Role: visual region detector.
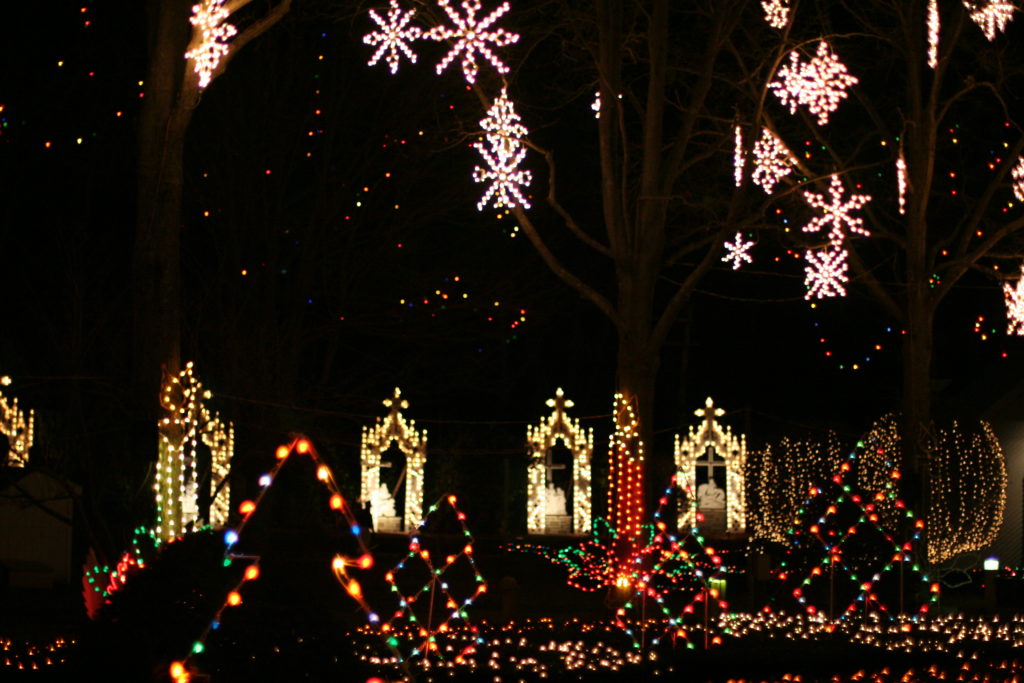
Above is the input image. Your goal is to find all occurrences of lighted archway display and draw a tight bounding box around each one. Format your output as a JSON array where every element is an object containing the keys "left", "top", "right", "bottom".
[
  {"left": 360, "top": 387, "right": 427, "bottom": 532},
  {"left": 526, "top": 388, "right": 593, "bottom": 535},
  {"left": 154, "top": 363, "right": 234, "bottom": 543},
  {"left": 674, "top": 397, "right": 746, "bottom": 535},
  {"left": 1, "top": 376, "right": 33, "bottom": 468}
]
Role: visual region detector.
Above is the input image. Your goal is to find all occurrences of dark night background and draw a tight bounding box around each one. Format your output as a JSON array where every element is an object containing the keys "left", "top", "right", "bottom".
[{"left": 1, "top": 1, "right": 1022, "bottom": 546}]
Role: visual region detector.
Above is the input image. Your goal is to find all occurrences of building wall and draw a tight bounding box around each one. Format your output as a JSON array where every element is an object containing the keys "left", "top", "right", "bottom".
[
  {"left": 988, "top": 422, "right": 1023, "bottom": 568},
  {"left": 0, "top": 472, "right": 75, "bottom": 588}
]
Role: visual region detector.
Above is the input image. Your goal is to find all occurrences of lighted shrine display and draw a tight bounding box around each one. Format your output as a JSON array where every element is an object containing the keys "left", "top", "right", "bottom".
[
  {"left": 674, "top": 397, "right": 746, "bottom": 535},
  {"left": 526, "top": 388, "right": 593, "bottom": 535},
  {"left": 0, "top": 376, "right": 33, "bottom": 469},
  {"left": 361, "top": 387, "right": 427, "bottom": 532},
  {"left": 153, "top": 363, "right": 235, "bottom": 543}
]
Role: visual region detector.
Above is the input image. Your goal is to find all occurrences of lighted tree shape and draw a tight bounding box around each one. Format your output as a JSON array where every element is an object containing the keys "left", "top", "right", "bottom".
[
  {"left": 425, "top": 0, "right": 520, "bottom": 84},
  {"left": 364, "top": 0, "right": 423, "bottom": 74},
  {"left": 772, "top": 443, "right": 937, "bottom": 620},
  {"left": 380, "top": 494, "right": 486, "bottom": 661}
]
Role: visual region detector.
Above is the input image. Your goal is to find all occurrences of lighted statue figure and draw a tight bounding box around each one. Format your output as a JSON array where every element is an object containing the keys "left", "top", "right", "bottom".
[
  {"left": 545, "top": 481, "right": 568, "bottom": 517},
  {"left": 696, "top": 478, "right": 726, "bottom": 509},
  {"left": 373, "top": 482, "right": 397, "bottom": 518}
]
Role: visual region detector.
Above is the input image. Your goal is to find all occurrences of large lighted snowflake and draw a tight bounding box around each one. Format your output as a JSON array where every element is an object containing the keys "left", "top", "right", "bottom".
[
  {"left": 770, "top": 41, "right": 859, "bottom": 126},
  {"left": 426, "top": 0, "right": 520, "bottom": 84},
  {"left": 803, "top": 175, "right": 872, "bottom": 242},
  {"left": 752, "top": 128, "right": 793, "bottom": 193},
  {"left": 722, "top": 232, "right": 755, "bottom": 270},
  {"left": 473, "top": 88, "right": 532, "bottom": 210},
  {"left": 480, "top": 87, "right": 527, "bottom": 151},
  {"left": 1012, "top": 155, "right": 1024, "bottom": 202},
  {"left": 963, "top": 1, "right": 1016, "bottom": 41},
  {"left": 1004, "top": 265, "right": 1024, "bottom": 335},
  {"left": 761, "top": 0, "right": 791, "bottom": 29},
  {"left": 804, "top": 245, "right": 849, "bottom": 299},
  {"left": 184, "top": 0, "right": 237, "bottom": 89},
  {"left": 364, "top": 0, "right": 423, "bottom": 74}
]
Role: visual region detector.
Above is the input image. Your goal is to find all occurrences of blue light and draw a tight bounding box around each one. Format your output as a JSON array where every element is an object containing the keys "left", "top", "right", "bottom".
[{"left": 224, "top": 530, "right": 239, "bottom": 546}]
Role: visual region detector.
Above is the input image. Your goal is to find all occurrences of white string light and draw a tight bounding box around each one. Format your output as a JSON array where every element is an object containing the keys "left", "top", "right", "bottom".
[
  {"left": 722, "top": 232, "right": 755, "bottom": 270},
  {"left": 473, "top": 87, "right": 532, "bottom": 210},
  {"left": 1003, "top": 263, "right": 1024, "bottom": 335},
  {"left": 897, "top": 152, "right": 908, "bottom": 215},
  {"left": 591, "top": 92, "right": 601, "bottom": 119},
  {"left": 0, "top": 376, "right": 33, "bottom": 469},
  {"left": 526, "top": 388, "right": 593, "bottom": 535},
  {"left": 761, "top": 0, "right": 791, "bottom": 29},
  {"left": 963, "top": 1, "right": 1016, "bottom": 41},
  {"left": 1012, "top": 155, "right": 1024, "bottom": 202},
  {"left": 184, "top": 0, "right": 237, "bottom": 89},
  {"left": 364, "top": 0, "right": 423, "bottom": 74},
  {"left": 425, "top": 0, "right": 520, "bottom": 84},
  {"left": 360, "top": 387, "right": 428, "bottom": 532},
  {"left": 734, "top": 126, "right": 744, "bottom": 187},
  {"left": 752, "top": 128, "right": 794, "bottom": 194},
  {"left": 928, "top": 0, "right": 940, "bottom": 69},
  {"left": 770, "top": 41, "right": 859, "bottom": 126}
]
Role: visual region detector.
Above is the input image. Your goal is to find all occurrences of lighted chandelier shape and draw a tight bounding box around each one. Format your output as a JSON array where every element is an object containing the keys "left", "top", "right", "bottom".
[
  {"left": 770, "top": 41, "right": 859, "bottom": 126},
  {"left": 364, "top": 0, "right": 423, "bottom": 74},
  {"left": 184, "top": 0, "right": 237, "bottom": 89},
  {"left": 0, "top": 376, "right": 33, "bottom": 468},
  {"left": 426, "top": 0, "right": 520, "bottom": 84}
]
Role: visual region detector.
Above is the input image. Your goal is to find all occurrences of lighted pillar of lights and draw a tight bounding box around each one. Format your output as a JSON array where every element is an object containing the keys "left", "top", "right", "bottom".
[{"left": 607, "top": 393, "right": 644, "bottom": 547}]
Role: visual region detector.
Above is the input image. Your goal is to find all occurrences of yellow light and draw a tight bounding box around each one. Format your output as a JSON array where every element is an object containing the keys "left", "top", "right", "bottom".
[
  {"left": 296, "top": 439, "right": 311, "bottom": 454},
  {"left": 226, "top": 591, "right": 241, "bottom": 606}
]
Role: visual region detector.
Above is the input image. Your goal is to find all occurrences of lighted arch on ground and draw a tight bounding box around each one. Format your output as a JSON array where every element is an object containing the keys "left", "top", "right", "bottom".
[
  {"left": 361, "top": 387, "right": 427, "bottom": 532},
  {"left": 674, "top": 397, "right": 746, "bottom": 534},
  {"left": 526, "top": 388, "right": 593, "bottom": 534}
]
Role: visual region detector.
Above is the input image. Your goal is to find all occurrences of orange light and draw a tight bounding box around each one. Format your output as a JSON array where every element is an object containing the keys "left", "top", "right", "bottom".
[
  {"left": 244, "top": 565, "right": 260, "bottom": 581},
  {"left": 358, "top": 554, "right": 373, "bottom": 569},
  {"left": 448, "top": 494, "right": 457, "bottom": 505},
  {"left": 275, "top": 445, "right": 289, "bottom": 460},
  {"left": 296, "top": 439, "right": 311, "bottom": 454},
  {"left": 329, "top": 494, "right": 343, "bottom": 510},
  {"left": 239, "top": 500, "right": 256, "bottom": 515},
  {"left": 227, "top": 591, "right": 242, "bottom": 606},
  {"left": 169, "top": 662, "right": 187, "bottom": 681},
  {"left": 317, "top": 465, "right": 330, "bottom": 481}
]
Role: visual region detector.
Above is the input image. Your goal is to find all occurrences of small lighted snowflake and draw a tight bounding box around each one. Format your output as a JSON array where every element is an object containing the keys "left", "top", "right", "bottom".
[
  {"left": 185, "top": 0, "right": 237, "bottom": 89},
  {"left": 761, "top": 0, "right": 791, "bottom": 29},
  {"left": 752, "top": 128, "right": 793, "bottom": 194},
  {"left": 364, "top": 0, "right": 423, "bottom": 74},
  {"left": 473, "top": 143, "right": 532, "bottom": 210},
  {"left": 1004, "top": 265, "right": 1024, "bottom": 335},
  {"left": 804, "top": 245, "right": 849, "bottom": 299},
  {"left": 770, "top": 41, "right": 859, "bottom": 126},
  {"left": 722, "top": 232, "right": 755, "bottom": 270},
  {"left": 426, "top": 0, "right": 520, "bottom": 84},
  {"left": 1012, "top": 156, "right": 1024, "bottom": 202},
  {"left": 963, "top": 1, "right": 1016, "bottom": 41},
  {"left": 803, "top": 175, "right": 872, "bottom": 242}
]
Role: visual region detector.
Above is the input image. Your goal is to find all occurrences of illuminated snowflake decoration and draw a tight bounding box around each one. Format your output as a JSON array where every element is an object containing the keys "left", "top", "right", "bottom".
[
  {"left": 897, "top": 153, "right": 908, "bottom": 215},
  {"left": 761, "top": 0, "right": 791, "bottom": 29},
  {"left": 963, "top": 1, "right": 1016, "bottom": 41},
  {"left": 770, "top": 41, "right": 859, "bottom": 126},
  {"left": 734, "top": 126, "right": 744, "bottom": 187},
  {"left": 473, "top": 88, "right": 531, "bottom": 210},
  {"left": 184, "top": 0, "right": 237, "bottom": 89},
  {"left": 722, "top": 232, "right": 755, "bottom": 270},
  {"left": 426, "top": 0, "right": 520, "bottom": 84},
  {"left": 752, "top": 128, "right": 794, "bottom": 193},
  {"left": 1004, "top": 265, "right": 1024, "bottom": 335},
  {"left": 804, "top": 245, "right": 849, "bottom": 299},
  {"left": 1012, "top": 155, "right": 1024, "bottom": 202},
  {"left": 364, "top": 0, "right": 423, "bottom": 74},
  {"left": 928, "top": 0, "right": 940, "bottom": 69},
  {"left": 803, "top": 175, "right": 872, "bottom": 241}
]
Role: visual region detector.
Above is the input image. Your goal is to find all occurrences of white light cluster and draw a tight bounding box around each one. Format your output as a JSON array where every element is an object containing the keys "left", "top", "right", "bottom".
[
  {"left": 770, "top": 41, "right": 859, "bottom": 126},
  {"left": 927, "top": 420, "right": 1006, "bottom": 564},
  {"left": 184, "top": 0, "right": 237, "bottom": 89},
  {"left": 526, "top": 388, "right": 594, "bottom": 535},
  {"left": 802, "top": 175, "right": 871, "bottom": 300},
  {"left": 897, "top": 152, "right": 908, "bottom": 215},
  {"left": 963, "top": 1, "right": 1016, "bottom": 41},
  {"left": 426, "top": 0, "right": 520, "bottom": 84},
  {"left": 1012, "top": 155, "right": 1024, "bottom": 202},
  {"left": 473, "top": 87, "right": 532, "bottom": 210},
  {"left": 674, "top": 397, "right": 747, "bottom": 534},
  {"left": 928, "top": 0, "right": 940, "bottom": 69},
  {"left": 752, "top": 128, "right": 794, "bottom": 193},
  {"left": 734, "top": 126, "right": 743, "bottom": 187},
  {"left": 360, "top": 387, "right": 427, "bottom": 532},
  {"left": 154, "top": 362, "right": 234, "bottom": 543},
  {"left": 364, "top": 0, "right": 422, "bottom": 74},
  {"left": 722, "top": 232, "right": 755, "bottom": 270},
  {"left": 1004, "top": 263, "right": 1024, "bottom": 335},
  {"left": 761, "top": 0, "right": 791, "bottom": 29},
  {"left": 0, "top": 376, "right": 33, "bottom": 469}
]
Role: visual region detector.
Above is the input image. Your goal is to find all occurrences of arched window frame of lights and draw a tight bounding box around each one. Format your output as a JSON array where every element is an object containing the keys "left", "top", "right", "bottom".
[
  {"left": 526, "top": 388, "right": 594, "bottom": 535},
  {"left": 674, "top": 397, "right": 747, "bottom": 534},
  {"left": 154, "top": 363, "right": 234, "bottom": 543},
  {"left": 0, "top": 376, "right": 33, "bottom": 468},
  {"left": 360, "top": 387, "right": 427, "bottom": 532}
]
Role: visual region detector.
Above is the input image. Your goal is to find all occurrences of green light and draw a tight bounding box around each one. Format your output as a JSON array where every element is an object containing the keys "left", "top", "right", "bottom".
[{"left": 192, "top": 641, "right": 204, "bottom": 654}]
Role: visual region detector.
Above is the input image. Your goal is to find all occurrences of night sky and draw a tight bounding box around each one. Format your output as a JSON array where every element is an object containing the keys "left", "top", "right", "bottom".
[{"left": 2, "top": 1, "right": 1023, "bottom": 536}]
